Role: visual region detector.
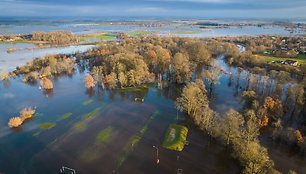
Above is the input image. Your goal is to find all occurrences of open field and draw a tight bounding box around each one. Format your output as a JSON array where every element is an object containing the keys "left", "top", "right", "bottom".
[
  {"left": 257, "top": 54, "right": 306, "bottom": 64},
  {"left": 78, "top": 32, "right": 117, "bottom": 42}
]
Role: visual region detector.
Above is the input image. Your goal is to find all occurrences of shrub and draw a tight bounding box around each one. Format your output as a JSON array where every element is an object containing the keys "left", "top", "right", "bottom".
[
  {"left": 20, "top": 107, "right": 36, "bottom": 121},
  {"left": 8, "top": 117, "right": 23, "bottom": 128},
  {"left": 40, "top": 77, "right": 53, "bottom": 90},
  {"left": 83, "top": 74, "right": 95, "bottom": 88},
  {"left": 0, "top": 71, "right": 9, "bottom": 80},
  {"left": 23, "top": 72, "right": 39, "bottom": 83}
]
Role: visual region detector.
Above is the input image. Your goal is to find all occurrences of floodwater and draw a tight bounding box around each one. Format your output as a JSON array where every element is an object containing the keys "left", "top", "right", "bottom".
[
  {"left": 0, "top": 20, "right": 304, "bottom": 36},
  {"left": 0, "top": 55, "right": 305, "bottom": 173},
  {"left": 0, "top": 43, "right": 94, "bottom": 72},
  {"left": 0, "top": 68, "right": 241, "bottom": 174},
  {"left": 211, "top": 56, "right": 306, "bottom": 174}
]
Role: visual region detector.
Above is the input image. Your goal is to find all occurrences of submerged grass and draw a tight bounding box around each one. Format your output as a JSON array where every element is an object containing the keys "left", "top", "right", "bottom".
[
  {"left": 115, "top": 110, "right": 160, "bottom": 172},
  {"left": 83, "top": 107, "right": 101, "bottom": 120},
  {"left": 33, "top": 112, "right": 44, "bottom": 117},
  {"left": 96, "top": 127, "right": 113, "bottom": 143},
  {"left": 73, "top": 121, "right": 86, "bottom": 131},
  {"left": 73, "top": 107, "right": 102, "bottom": 132},
  {"left": 83, "top": 99, "right": 94, "bottom": 106},
  {"left": 40, "top": 122, "right": 56, "bottom": 129},
  {"left": 162, "top": 124, "right": 188, "bottom": 151},
  {"left": 57, "top": 112, "right": 72, "bottom": 121}
]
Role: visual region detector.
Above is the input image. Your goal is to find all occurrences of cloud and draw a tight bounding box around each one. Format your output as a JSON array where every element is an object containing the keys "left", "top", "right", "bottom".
[{"left": 0, "top": 0, "right": 305, "bottom": 18}]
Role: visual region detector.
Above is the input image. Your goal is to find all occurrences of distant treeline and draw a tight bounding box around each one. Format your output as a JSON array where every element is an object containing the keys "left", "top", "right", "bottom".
[{"left": 32, "top": 31, "right": 79, "bottom": 45}]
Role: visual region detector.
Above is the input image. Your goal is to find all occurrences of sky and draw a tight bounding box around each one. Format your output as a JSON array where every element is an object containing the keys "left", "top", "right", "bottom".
[{"left": 0, "top": 0, "right": 306, "bottom": 19}]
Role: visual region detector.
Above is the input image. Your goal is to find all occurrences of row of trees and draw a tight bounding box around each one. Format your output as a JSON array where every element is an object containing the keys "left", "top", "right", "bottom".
[
  {"left": 176, "top": 80, "right": 278, "bottom": 174},
  {"left": 32, "top": 31, "right": 79, "bottom": 45}
]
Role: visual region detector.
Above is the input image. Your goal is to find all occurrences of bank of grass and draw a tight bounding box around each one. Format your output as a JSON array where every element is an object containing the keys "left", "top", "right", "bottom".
[
  {"left": 257, "top": 54, "right": 306, "bottom": 64},
  {"left": 40, "top": 122, "right": 56, "bottom": 129},
  {"left": 78, "top": 32, "right": 116, "bottom": 42},
  {"left": 162, "top": 124, "right": 188, "bottom": 151}
]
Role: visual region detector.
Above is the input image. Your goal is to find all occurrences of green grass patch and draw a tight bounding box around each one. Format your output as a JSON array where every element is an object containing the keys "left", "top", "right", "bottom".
[
  {"left": 78, "top": 32, "right": 116, "bottom": 42},
  {"left": 57, "top": 112, "right": 72, "bottom": 121},
  {"left": 73, "top": 121, "right": 86, "bottom": 131},
  {"left": 83, "top": 99, "right": 94, "bottom": 106},
  {"left": 258, "top": 55, "right": 306, "bottom": 64},
  {"left": 83, "top": 107, "right": 101, "bottom": 120},
  {"left": 162, "top": 124, "right": 188, "bottom": 151},
  {"left": 96, "top": 127, "right": 113, "bottom": 143},
  {"left": 39, "top": 122, "right": 56, "bottom": 129},
  {"left": 127, "top": 31, "right": 149, "bottom": 37},
  {"left": 118, "top": 85, "right": 149, "bottom": 92}
]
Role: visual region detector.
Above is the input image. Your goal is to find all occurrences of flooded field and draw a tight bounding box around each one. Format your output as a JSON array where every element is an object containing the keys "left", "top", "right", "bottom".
[
  {"left": 0, "top": 69, "right": 241, "bottom": 174},
  {"left": 0, "top": 55, "right": 305, "bottom": 173}
]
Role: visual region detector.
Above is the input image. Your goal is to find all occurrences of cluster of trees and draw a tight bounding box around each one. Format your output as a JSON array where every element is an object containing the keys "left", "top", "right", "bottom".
[
  {"left": 79, "top": 36, "right": 216, "bottom": 89},
  {"left": 32, "top": 31, "right": 79, "bottom": 45},
  {"left": 241, "top": 88, "right": 306, "bottom": 152},
  {"left": 8, "top": 107, "right": 35, "bottom": 128},
  {"left": 14, "top": 55, "right": 75, "bottom": 83},
  {"left": 176, "top": 80, "right": 278, "bottom": 174}
]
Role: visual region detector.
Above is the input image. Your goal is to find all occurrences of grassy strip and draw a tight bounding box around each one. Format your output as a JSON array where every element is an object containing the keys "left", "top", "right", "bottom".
[
  {"left": 162, "top": 124, "right": 188, "bottom": 151},
  {"left": 40, "top": 122, "right": 56, "bottom": 129},
  {"left": 83, "top": 99, "right": 94, "bottom": 106},
  {"left": 117, "top": 85, "right": 149, "bottom": 92},
  {"left": 127, "top": 31, "right": 150, "bottom": 37},
  {"left": 257, "top": 54, "right": 306, "bottom": 64},
  {"left": 78, "top": 32, "right": 116, "bottom": 42},
  {"left": 96, "top": 127, "right": 113, "bottom": 143},
  {"left": 115, "top": 110, "right": 160, "bottom": 172}
]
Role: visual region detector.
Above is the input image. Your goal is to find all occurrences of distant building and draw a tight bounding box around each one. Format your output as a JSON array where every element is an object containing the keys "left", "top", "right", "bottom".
[{"left": 272, "top": 60, "right": 299, "bottom": 66}]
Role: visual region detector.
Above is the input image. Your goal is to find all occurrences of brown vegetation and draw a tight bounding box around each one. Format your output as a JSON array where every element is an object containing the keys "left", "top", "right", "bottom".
[
  {"left": 40, "top": 77, "right": 53, "bottom": 90},
  {"left": 8, "top": 117, "right": 23, "bottom": 128},
  {"left": 8, "top": 107, "right": 36, "bottom": 128},
  {"left": 32, "top": 31, "right": 79, "bottom": 45},
  {"left": 0, "top": 71, "right": 9, "bottom": 81},
  {"left": 83, "top": 74, "right": 95, "bottom": 88}
]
